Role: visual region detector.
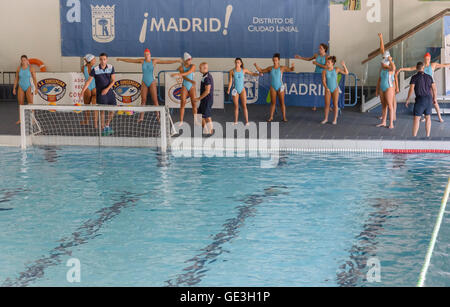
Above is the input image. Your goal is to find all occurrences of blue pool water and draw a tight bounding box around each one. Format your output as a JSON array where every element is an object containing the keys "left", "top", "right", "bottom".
[{"left": 0, "top": 146, "right": 449, "bottom": 287}]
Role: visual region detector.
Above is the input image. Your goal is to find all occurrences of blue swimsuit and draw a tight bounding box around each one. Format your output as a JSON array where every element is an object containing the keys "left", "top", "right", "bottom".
[
  {"left": 84, "top": 66, "right": 96, "bottom": 91},
  {"left": 326, "top": 69, "right": 338, "bottom": 93},
  {"left": 270, "top": 67, "right": 283, "bottom": 92},
  {"left": 142, "top": 60, "right": 155, "bottom": 87},
  {"left": 424, "top": 64, "right": 434, "bottom": 78},
  {"left": 380, "top": 69, "right": 394, "bottom": 93},
  {"left": 19, "top": 67, "right": 31, "bottom": 92},
  {"left": 233, "top": 69, "right": 245, "bottom": 95},
  {"left": 315, "top": 55, "right": 327, "bottom": 73},
  {"left": 182, "top": 65, "right": 194, "bottom": 92}
]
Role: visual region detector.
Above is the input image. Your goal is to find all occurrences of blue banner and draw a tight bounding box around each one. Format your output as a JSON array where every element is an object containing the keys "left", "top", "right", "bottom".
[
  {"left": 240, "top": 73, "right": 346, "bottom": 108},
  {"left": 60, "top": 0, "right": 330, "bottom": 58}
]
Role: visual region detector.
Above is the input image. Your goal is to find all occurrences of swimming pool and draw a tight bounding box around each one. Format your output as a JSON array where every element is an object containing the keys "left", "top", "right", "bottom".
[{"left": 0, "top": 147, "right": 449, "bottom": 287}]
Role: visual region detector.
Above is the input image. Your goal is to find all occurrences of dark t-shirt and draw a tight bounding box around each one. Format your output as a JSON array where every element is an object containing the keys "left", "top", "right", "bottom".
[
  {"left": 410, "top": 71, "right": 434, "bottom": 98},
  {"left": 200, "top": 72, "right": 214, "bottom": 104},
  {"left": 90, "top": 64, "right": 115, "bottom": 90}
]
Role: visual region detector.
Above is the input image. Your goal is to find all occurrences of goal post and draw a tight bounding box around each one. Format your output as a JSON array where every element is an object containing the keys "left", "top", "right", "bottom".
[{"left": 20, "top": 105, "right": 172, "bottom": 151}]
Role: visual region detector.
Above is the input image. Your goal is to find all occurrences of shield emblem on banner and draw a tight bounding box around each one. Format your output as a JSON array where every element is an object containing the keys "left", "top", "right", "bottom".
[
  {"left": 244, "top": 76, "right": 259, "bottom": 104},
  {"left": 91, "top": 5, "right": 115, "bottom": 43}
]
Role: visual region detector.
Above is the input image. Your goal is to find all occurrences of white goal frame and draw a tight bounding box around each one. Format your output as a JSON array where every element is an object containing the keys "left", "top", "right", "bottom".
[{"left": 20, "top": 105, "right": 169, "bottom": 152}]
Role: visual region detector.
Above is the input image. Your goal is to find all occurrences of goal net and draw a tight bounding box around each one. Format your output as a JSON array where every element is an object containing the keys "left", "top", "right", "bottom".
[{"left": 20, "top": 105, "right": 172, "bottom": 151}]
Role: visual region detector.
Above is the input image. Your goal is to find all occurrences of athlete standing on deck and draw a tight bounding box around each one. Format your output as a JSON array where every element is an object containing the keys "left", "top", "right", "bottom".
[
  {"left": 13, "top": 55, "right": 38, "bottom": 125},
  {"left": 227, "top": 58, "right": 260, "bottom": 126},
  {"left": 254, "top": 53, "right": 295, "bottom": 122},
  {"left": 117, "top": 49, "right": 181, "bottom": 122},
  {"left": 321, "top": 56, "right": 349, "bottom": 125},
  {"left": 171, "top": 52, "right": 198, "bottom": 126},
  {"left": 295, "top": 43, "right": 329, "bottom": 111}
]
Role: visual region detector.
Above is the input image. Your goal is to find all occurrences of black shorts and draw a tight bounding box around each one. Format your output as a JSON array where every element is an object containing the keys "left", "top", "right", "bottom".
[
  {"left": 198, "top": 99, "right": 213, "bottom": 119},
  {"left": 413, "top": 96, "right": 432, "bottom": 117},
  {"left": 96, "top": 90, "right": 116, "bottom": 106}
]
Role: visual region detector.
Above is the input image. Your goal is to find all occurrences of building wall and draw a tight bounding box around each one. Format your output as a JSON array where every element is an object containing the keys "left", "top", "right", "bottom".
[{"left": 0, "top": 0, "right": 448, "bottom": 80}]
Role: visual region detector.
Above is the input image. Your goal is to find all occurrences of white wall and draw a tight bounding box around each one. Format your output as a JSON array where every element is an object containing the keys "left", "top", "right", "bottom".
[{"left": 0, "top": 0, "right": 448, "bottom": 81}]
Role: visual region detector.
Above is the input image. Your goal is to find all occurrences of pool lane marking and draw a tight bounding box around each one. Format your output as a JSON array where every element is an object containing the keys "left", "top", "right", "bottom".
[
  {"left": 1, "top": 191, "right": 143, "bottom": 287},
  {"left": 0, "top": 187, "right": 28, "bottom": 211},
  {"left": 336, "top": 198, "right": 399, "bottom": 287},
  {"left": 417, "top": 177, "right": 450, "bottom": 287},
  {"left": 165, "top": 185, "right": 289, "bottom": 287}
]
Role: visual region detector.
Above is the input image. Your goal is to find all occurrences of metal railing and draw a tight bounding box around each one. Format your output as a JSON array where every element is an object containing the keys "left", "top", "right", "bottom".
[
  {"left": 157, "top": 70, "right": 359, "bottom": 107},
  {"left": 1, "top": 71, "right": 16, "bottom": 85}
]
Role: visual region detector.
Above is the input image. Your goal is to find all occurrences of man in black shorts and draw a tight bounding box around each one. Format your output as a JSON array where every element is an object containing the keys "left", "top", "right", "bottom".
[
  {"left": 406, "top": 62, "right": 437, "bottom": 137},
  {"left": 81, "top": 53, "right": 116, "bottom": 135},
  {"left": 194, "top": 62, "right": 214, "bottom": 135}
]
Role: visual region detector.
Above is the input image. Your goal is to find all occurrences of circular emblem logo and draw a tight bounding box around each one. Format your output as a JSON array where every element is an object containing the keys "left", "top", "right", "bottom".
[
  {"left": 37, "top": 79, "right": 67, "bottom": 103},
  {"left": 113, "top": 79, "right": 141, "bottom": 104},
  {"left": 169, "top": 78, "right": 191, "bottom": 104}
]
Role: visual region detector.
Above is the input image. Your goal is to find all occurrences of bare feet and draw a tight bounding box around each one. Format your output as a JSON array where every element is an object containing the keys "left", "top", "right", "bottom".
[
  {"left": 321, "top": 119, "right": 328, "bottom": 125},
  {"left": 421, "top": 117, "right": 425, "bottom": 122},
  {"left": 438, "top": 117, "right": 444, "bottom": 123},
  {"left": 282, "top": 118, "right": 288, "bottom": 122},
  {"left": 389, "top": 124, "right": 395, "bottom": 129},
  {"left": 16, "top": 120, "right": 21, "bottom": 125},
  {"left": 177, "top": 121, "right": 184, "bottom": 127},
  {"left": 266, "top": 118, "right": 273, "bottom": 122},
  {"left": 376, "top": 123, "right": 386, "bottom": 128},
  {"left": 332, "top": 121, "right": 337, "bottom": 125},
  {"left": 312, "top": 107, "right": 317, "bottom": 111}
]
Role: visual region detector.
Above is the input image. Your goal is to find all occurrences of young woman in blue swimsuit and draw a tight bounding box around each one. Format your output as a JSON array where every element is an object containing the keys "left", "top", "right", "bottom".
[
  {"left": 227, "top": 58, "right": 260, "bottom": 125},
  {"left": 254, "top": 53, "right": 295, "bottom": 122},
  {"left": 171, "top": 52, "right": 198, "bottom": 125},
  {"left": 117, "top": 49, "right": 181, "bottom": 122},
  {"left": 295, "top": 43, "right": 329, "bottom": 111},
  {"left": 13, "top": 55, "right": 38, "bottom": 124},
  {"left": 81, "top": 54, "right": 98, "bottom": 127},
  {"left": 321, "top": 56, "right": 349, "bottom": 125}
]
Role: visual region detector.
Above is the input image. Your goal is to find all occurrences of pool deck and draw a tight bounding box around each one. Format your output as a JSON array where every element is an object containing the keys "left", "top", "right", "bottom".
[{"left": 1, "top": 101, "right": 449, "bottom": 151}]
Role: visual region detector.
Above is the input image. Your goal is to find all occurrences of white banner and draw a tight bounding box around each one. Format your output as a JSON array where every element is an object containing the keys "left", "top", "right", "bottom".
[
  {"left": 445, "top": 16, "right": 450, "bottom": 96},
  {"left": 165, "top": 72, "right": 224, "bottom": 109},
  {"left": 35, "top": 73, "right": 144, "bottom": 106}
]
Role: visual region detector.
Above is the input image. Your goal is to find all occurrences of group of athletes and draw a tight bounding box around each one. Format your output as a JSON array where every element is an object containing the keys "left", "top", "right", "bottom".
[{"left": 12, "top": 32, "right": 449, "bottom": 136}]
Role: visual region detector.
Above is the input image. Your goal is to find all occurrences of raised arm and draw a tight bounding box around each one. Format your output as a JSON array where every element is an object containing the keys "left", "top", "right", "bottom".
[
  {"left": 153, "top": 58, "right": 182, "bottom": 65},
  {"left": 12, "top": 67, "right": 20, "bottom": 96},
  {"left": 336, "top": 61, "right": 349, "bottom": 75},
  {"left": 243, "top": 68, "right": 259, "bottom": 77},
  {"left": 254, "top": 63, "right": 272, "bottom": 74},
  {"left": 396, "top": 65, "right": 416, "bottom": 75},
  {"left": 171, "top": 64, "right": 196, "bottom": 78},
  {"left": 432, "top": 62, "right": 450, "bottom": 70},
  {"left": 378, "top": 33, "right": 385, "bottom": 55},
  {"left": 116, "top": 58, "right": 144, "bottom": 64},
  {"left": 295, "top": 54, "right": 316, "bottom": 62},
  {"left": 281, "top": 63, "right": 295, "bottom": 73}
]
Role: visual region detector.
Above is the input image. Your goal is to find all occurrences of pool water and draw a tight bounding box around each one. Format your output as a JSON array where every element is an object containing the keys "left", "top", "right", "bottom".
[{"left": 0, "top": 147, "right": 449, "bottom": 287}]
